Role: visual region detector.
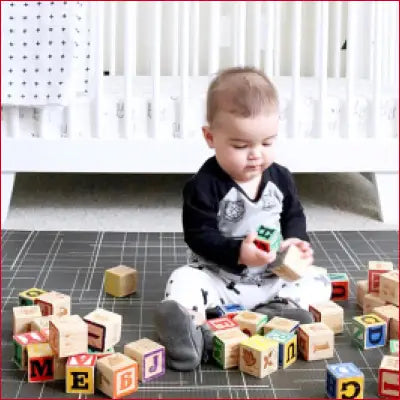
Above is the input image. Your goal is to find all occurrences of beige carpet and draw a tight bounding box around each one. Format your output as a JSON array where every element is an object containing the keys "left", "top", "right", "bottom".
[{"left": 3, "top": 172, "right": 396, "bottom": 231}]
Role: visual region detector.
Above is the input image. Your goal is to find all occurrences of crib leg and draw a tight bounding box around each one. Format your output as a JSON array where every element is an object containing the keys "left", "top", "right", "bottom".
[
  {"left": 372, "top": 172, "right": 399, "bottom": 224},
  {"left": 1, "top": 172, "right": 15, "bottom": 228}
]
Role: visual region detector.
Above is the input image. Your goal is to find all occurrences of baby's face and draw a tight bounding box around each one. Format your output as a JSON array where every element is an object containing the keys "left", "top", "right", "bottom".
[{"left": 203, "top": 111, "right": 279, "bottom": 183}]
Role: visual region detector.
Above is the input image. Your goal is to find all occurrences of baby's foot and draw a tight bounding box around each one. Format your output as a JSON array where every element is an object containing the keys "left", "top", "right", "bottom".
[{"left": 154, "top": 300, "right": 204, "bottom": 371}]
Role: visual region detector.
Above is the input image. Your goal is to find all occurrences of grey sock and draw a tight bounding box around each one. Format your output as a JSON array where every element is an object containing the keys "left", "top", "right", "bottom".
[
  {"left": 200, "top": 323, "right": 214, "bottom": 363},
  {"left": 154, "top": 300, "right": 204, "bottom": 371}
]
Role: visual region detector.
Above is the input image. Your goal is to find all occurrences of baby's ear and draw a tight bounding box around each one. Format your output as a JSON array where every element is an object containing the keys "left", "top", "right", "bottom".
[{"left": 202, "top": 126, "right": 215, "bottom": 149}]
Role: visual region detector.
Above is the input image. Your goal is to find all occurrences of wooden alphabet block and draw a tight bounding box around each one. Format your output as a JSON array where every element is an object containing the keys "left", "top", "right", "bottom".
[
  {"left": 66, "top": 354, "right": 97, "bottom": 394},
  {"left": 104, "top": 265, "right": 137, "bottom": 297},
  {"left": 298, "top": 323, "right": 334, "bottom": 361},
  {"left": 207, "top": 316, "right": 240, "bottom": 333},
  {"left": 390, "top": 340, "right": 399, "bottom": 356},
  {"left": 372, "top": 304, "right": 399, "bottom": 342},
  {"left": 239, "top": 335, "right": 278, "bottom": 378},
  {"left": 356, "top": 280, "right": 368, "bottom": 308},
  {"left": 49, "top": 315, "right": 88, "bottom": 358},
  {"left": 27, "top": 343, "right": 54, "bottom": 382},
  {"left": 378, "top": 355, "right": 399, "bottom": 398},
  {"left": 269, "top": 245, "right": 310, "bottom": 281},
  {"left": 254, "top": 225, "right": 282, "bottom": 252},
  {"left": 35, "top": 291, "right": 71, "bottom": 317},
  {"left": 13, "top": 305, "right": 42, "bottom": 334},
  {"left": 124, "top": 338, "right": 165, "bottom": 382},
  {"left": 309, "top": 301, "right": 344, "bottom": 334},
  {"left": 212, "top": 328, "right": 248, "bottom": 369},
  {"left": 84, "top": 308, "right": 122, "bottom": 352},
  {"left": 88, "top": 346, "right": 115, "bottom": 359},
  {"left": 53, "top": 356, "right": 67, "bottom": 380},
  {"left": 263, "top": 316, "right": 299, "bottom": 335},
  {"left": 379, "top": 271, "right": 399, "bottom": 306},
  {"left": 40, "top": 327, "right": 50, "bottom": 340},
  {"left": 96, "top": 352, "right": 138, "bottom": 398},
  {"left": 368, "top": 261, "right": 394, "bottom": 293},
  {"left": 352, "top": 314, "right": 386, "bottom": 350},
  {"left": 265, "top": 329, "right": 297, "bottom": 368},
  {"left": 362, "top": 293, "right": 387, "bottom": 314},
  {"left": 13, "top": 331, "right": 47, "bottom": 370},
  {"left": 233, "top": 311, "right": 268, "bottom": 336},
  {"left": 31, "top": 315, "right": 54, "bottom": 332},
  {"left": 326, "top": 362, "right": 364, "bottom": 399},
  {"left": 328, "top": 273, "right": 349, "bottom": 301},
  {"left": 19, "top": 288, "right": 47, "bottom": 306}
]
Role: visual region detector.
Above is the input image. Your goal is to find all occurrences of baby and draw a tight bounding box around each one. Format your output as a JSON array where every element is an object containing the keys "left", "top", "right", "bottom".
[{"left": 154, "top": 67, "right": 332, "bottom": 371}]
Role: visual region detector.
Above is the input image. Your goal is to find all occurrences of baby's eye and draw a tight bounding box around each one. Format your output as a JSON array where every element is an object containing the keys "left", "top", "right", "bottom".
[
  {"left": 263, "top": 142, "right": 273, "bottom": 147},
  {"left": 232, "top": 144, "right": 247, "bottom": 149}
]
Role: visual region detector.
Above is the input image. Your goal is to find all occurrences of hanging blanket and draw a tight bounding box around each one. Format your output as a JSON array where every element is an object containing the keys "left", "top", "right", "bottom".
[{"left": 1, "top": 1, "right": 92, "bottom": 106}]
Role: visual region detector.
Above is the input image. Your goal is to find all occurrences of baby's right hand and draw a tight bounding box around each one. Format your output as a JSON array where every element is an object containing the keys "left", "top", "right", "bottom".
[{"left": 238, "top": 233, "right": 277, "bottom": 267}]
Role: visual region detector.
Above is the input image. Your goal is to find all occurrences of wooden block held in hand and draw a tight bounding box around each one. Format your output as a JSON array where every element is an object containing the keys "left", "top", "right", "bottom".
[
  {"left": 13, "top": 305, "right": 42, "bottom": 335},
  {"left": 378, "top": 355, "right": 399, "bottom": 398},
  {"left": 35, "top": 291, "right": 71, "bottom": 317},
  {"left": 124, "top": 338, "right": 165, "bottom": 382},
  {"left": 326, "top": 362, "right": 364, "bottom": 399},
  {"left": 49, "top": 315, "right": 88, "bottom": 358},
  {"left": 298, "top": 323, "right": 334, "bottom": 361},
  {"left": 96, "top": 352, "right": 138, "bottom": 398},
  {"left": 368, "top": 261, "right": 393, "bottom": 293},
  {"left": 104, "top": 265, "right": 137, "bottom": 297},
  {"left": 254, "top": 225, "right": 281, "bottom": 253},
  {"left": 84, "top": 308, "right": 122, "bottom": 352},
  {"left": 309, "top": 301, "right": 344, "bottom": 334},
  {"left": 269, "top": 245, "right": 309, "bottom": 282},
  {"left": 239, "top": 335, "right": 278, "bottom": 378}
]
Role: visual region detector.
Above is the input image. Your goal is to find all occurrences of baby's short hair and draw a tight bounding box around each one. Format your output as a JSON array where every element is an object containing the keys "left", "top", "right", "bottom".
[{"left": 206, "top": 66, "right": 279, "bottom": 126}]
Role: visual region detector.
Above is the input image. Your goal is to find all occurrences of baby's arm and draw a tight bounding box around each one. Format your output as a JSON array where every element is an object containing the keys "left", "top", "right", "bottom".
[{"left": 183, "top": 178, "right": 242, "bottom": 267}]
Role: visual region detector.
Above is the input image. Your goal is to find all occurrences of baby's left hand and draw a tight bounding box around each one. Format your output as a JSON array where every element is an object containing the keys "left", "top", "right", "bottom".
[{"left": 280, "top": 238, "right": 314, "bottom": 266}]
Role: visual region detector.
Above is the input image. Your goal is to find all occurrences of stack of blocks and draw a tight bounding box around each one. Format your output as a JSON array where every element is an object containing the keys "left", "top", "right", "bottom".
[{"left": 13, "top": 284, "right": 167, "bottom": 398}]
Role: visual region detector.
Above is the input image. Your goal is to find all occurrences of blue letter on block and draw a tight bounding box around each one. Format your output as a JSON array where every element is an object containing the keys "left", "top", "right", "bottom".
[
  {"left": 326, "top": 369, "right": 337, "bottom": 398},
  {"left": 365, "top": 324, "right": 386, "bottom": 348}
]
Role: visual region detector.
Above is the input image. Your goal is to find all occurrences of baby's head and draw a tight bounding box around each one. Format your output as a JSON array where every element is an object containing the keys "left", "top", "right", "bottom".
[{"left": 203, "top": 67, "right": 279, "bottom": 183}]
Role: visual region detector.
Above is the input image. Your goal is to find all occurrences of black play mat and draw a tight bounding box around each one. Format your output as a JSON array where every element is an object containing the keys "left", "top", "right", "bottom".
[{"left": 1, "top": 230, "right": 398, "bottom": 398}]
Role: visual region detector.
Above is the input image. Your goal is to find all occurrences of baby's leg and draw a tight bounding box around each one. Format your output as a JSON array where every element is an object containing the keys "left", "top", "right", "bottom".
[
  {"left": 278, "top": 268, "right": 332, "bottom": 309},
  {"left": 155, "top": 265, "right": 225, "bottom": 371},
  {"left": 164, "top": 265, "right": 228, "bottom": 320}
]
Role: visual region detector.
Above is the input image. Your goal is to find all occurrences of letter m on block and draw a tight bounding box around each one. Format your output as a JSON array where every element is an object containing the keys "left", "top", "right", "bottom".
[{"left": 29, "top": 357, "right": 54, "bottom": 382}]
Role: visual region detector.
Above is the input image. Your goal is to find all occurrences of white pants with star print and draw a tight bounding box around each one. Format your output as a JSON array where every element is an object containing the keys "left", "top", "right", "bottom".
[{"left": 164, "top": 265, "right": 332, "bottom": 318}]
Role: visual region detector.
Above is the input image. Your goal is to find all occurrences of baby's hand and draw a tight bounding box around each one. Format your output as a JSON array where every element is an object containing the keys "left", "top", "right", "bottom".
[
  {"left": 280, "top": 237, "right": 314, "bottom": 266},
  {"left": 239, "top": 233, "right": 277, "bottom": 267}
]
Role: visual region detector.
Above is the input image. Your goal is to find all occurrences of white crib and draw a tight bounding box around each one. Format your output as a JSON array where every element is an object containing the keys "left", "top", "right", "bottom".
[{"left": 2, "top": 1, "right": 399, "bottom": 225}]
